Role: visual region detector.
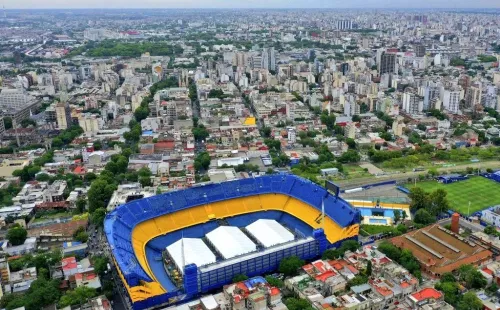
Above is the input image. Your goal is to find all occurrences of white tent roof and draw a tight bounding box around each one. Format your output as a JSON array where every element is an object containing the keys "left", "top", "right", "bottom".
[
  {"left": 206, "top": 226, "right": 256, "bottom": 259},
  {"left": 166, "top": 238, "right": 216, "bottom": 272},
  {"left": 246, "top": 219, "right": 295, "bottom": 248}
]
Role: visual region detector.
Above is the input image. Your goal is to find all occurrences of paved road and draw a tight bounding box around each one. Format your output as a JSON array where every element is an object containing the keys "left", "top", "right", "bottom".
[
  {"left": 337, "top": 160, "right": 500, "bottom": 189},
  {"left": 87, "top": 224, "right": 131, "bottom": 310}
]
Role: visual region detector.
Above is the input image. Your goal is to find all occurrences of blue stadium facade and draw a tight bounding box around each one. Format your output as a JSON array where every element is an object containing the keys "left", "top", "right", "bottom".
[{"left": 104, "top": 174, "right": 361, "bottom": 309}]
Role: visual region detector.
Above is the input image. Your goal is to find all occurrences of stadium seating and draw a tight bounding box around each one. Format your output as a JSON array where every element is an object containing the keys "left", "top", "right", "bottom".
[{"left": 104, "top": 174, "right": 360, "bottom": 306}]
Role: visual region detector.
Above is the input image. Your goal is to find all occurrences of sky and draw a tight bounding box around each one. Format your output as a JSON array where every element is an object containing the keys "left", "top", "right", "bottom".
[{"left": 2, "top": 0, "right": 500, "bottom": 9}]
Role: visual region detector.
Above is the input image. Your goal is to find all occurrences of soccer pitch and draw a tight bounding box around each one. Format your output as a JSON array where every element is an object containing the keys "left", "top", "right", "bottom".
[{"left": 404, "top": 177, "right": 500, "bottom": 215}]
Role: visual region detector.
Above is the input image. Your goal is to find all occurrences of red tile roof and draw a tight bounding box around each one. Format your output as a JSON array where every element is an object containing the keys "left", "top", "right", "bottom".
[
  {"left": 315, "top": 270, "right": 336, "bottom": 282},
  {"left": 411, "top": 288, "right": 442, "bottom": 302},
  {"left": 62, "top": 257, "right": 77, "bottom": 271}
]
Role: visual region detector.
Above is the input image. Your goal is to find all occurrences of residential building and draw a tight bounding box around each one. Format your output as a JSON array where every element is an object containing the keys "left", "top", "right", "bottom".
[
  {"left": 55, "top": 102, "right": 72, "bottom": 130},
  {"left": 379, "top": 52, "right": 397, "bottom": 75}
]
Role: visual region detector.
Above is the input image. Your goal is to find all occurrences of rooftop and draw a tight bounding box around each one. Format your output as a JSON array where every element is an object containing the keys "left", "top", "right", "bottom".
[
  {"left": 206, "top": 226, "right": 257, "bottom": 260},
  {"left": 391, "top": 224, "right": 493, "bottom": 275},
  {"left": 166, "top": 238, "right": 216, "bottom": 272},
  {"left": 245, "top": 219, "right": 294, "bottom": 248}
]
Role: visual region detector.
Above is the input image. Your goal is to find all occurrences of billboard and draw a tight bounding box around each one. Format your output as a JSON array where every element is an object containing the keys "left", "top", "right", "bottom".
[{"left": 325, "top": 180, "right": 340, "bottom": 197}]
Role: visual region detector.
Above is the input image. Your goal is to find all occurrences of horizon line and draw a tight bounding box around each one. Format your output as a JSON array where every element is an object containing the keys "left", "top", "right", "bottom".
[{"left": 2, "top": 7, "right": 500, "bottom": 10}]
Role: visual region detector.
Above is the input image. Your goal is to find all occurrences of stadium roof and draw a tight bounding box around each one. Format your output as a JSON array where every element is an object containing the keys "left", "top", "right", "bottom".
[
  {"left": 246, "top": 219, "right": 294, "bottom": 248},
  {"left": 166, "top": 238, "right": 216, "bottom": 272},
  {"left": 206, "top": 226, "right": 256, "bottom": 259}
]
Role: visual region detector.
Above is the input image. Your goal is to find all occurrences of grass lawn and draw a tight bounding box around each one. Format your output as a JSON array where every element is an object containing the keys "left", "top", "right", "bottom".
[
  {"left": 33, "top": 211, "right": 73, "bottom": 223},
  {"left": 359, "top": 224, "right": 397, "bottom": 236},
  {"left": 404, "top": 177, "right": 500, "bottom": 214}
]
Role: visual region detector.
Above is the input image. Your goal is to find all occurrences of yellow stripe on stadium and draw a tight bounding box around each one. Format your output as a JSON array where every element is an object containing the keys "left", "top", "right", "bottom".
[{"left": 122, "top": 193, "right": 359, "bottom": 302}]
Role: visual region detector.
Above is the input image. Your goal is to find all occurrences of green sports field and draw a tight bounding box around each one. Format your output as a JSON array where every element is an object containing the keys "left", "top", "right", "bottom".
[{"left": 404, "top": 177, "right": 500, "bottom": 215}]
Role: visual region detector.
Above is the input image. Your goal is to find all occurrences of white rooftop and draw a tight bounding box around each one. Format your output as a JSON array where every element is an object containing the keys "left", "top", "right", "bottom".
[
  {"left": 246, "top": 219, "right": 294, "bottom": 248},
  {"left": 206, "top": 226, "right": 256, "bottom": 259},
  {"left": 166, "top": 238, "right": 216, "bottom": 272}
]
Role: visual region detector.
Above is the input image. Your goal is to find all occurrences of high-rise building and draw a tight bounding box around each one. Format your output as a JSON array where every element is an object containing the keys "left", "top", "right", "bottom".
[
  {"left": 234, "top": 52, "right": 247, "bottom": 67},
  {"left": 0, "top": 89, "right": 33, "bottom": 110},
  {"left": 415, "top": 44, "right": 426, "bottom": 57},
  {"left": 287, "top": 128, "right": 296, "bottom": 144},
  {"left": 344, "top": 122, "right": 356, "bottom": 139},
  {"left": 0, "top": 117, "right": 5, "bottom": 136},
  {"left": 337, "top": 20, "right": 353, "bottom": 30},
  {"left": 78, "top": 114, "right": 100, "bottom": 135},
  {"left": 465, "top": 83, "right": 482, "bottom": 109},
  {"left": 55, "top": 102, "right": 72, "bottom": 130},
  {"left": 378, "top": 52, "right": 397, "bottom": 75},
  {"left": 261, "top": 47, "right": 276, "bottom": 72},
  {"left": 402, "top": 92, "right": 423, "bottom": 115},
  {"left": 423, "top": 86, "right": 440, "bottom": 110},
  {"left": 441, "top": 89, "right": 461, "bottom": 114},
  {"left": 341, "top": 63, "right": 349, "bottom": 76}
]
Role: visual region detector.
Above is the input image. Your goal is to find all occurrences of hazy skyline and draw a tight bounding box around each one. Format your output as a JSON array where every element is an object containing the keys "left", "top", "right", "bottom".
[{"left": 2, "top": 0, "right": 500, "bottom": 9}]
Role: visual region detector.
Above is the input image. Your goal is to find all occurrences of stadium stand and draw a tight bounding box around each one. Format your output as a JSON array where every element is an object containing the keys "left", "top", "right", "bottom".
[
  {"left": 437, "top": 174, "right": 468, "bottom": 184},
  {"left": 104, "top": 174, "right": 360, "bottom": 309}
]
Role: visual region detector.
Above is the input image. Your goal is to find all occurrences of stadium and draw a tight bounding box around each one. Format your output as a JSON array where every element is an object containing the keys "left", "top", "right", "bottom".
[{"left": 104, "top": 174, "right": 360, "bottom": 310}]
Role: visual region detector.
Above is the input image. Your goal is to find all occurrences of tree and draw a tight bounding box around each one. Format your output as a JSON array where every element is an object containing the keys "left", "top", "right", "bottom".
[
  {"left": 284, "top": 298, "right": 313, "bottom": 310},
  {"left": 428, "top": 189, "right": 450, "bottom": 215},
  {"left": 261, "top": 127, "right": 272, "bottom": 138},
  {"left": 409, "top": 187, "right": 429, "bottom": 212},
  {"left": 133, "top": 106, "right": 149, "bottom": 122},
  {"left": 352, "top": 115, "right": 361, "bottom": 122},
  {"left": 435, "top": 281, "right": 460, "bottom": 305},
  {"left": 232, "top": 274, "right": 248, "bottom": 283},
  {"left": 484, "top": 225, "right": 498, "bottom": 236},
  {"left": 345, "top": 138, "right": 356, "bottom": 149},
  {"left": 413, "top": 209, "right": 435, "bottom": 225},
  {"left": 366, "top": 260, "right": 372, "bottom": 276},
  {"left": 377, "top": 241, "right": 402, "bottom": 261},
  {"left": 320, "top": 112, "right": 336, "bottom": 130},
  {"left": 76, "top": 198, "right": 87, "bottom": 214},
  {"left": 194, "top": 152, "right": 211, "bottom": 171},
  {"left": 3, "top": 117, "right": 12, "bottom": 130},
  {"left": 74, "top": 230, "right": 89, "bottom": 243},
  {"left": 417, "top": 123, "right": 427, "bottom": 131},
  {"left": 279, "top": 256, "right": 305, "bottom": 277},
  {"left": 59, "top": 286, "right": 98, "bottom": 308},
  {"left": 265, "top": 275, "right": 284, "bottom": 288},
  {"left": 92, "top": 255, "right": 109, "bottom": 276},
  {"left": 393, "top": 210, "right": 401, "bottom": 223},
  {"left": 457, "top": 292, "right": 483, "bottom": 310},
  {"left": 192, "top": 125, "right": 209, "bottom": 141},
  {"left": 7, "top": 226, "right": 27, "bottom": 246},
  {"left": 138, "top": 167, "right": 153, "bottom": 187},
  {"left": 401, "top": 210, "right": 408, "bottom": 221},
  {"left": 88, "top": 179, "right": 116, "bottom": 212},
  {"left": 347, "top": 275, "right": 368, "bottom": 288},
  {"left": 440, "top": 272, "right": 456, "bottom": 283},
  {"left": 1, "top": 276, "right": 61, "bottom": 310},
  {"left": 91, "top": 208, "right": 106, "bottom": 227},
  {"left": 35, "top": 173, "right": 51, "bottom": 182}
]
